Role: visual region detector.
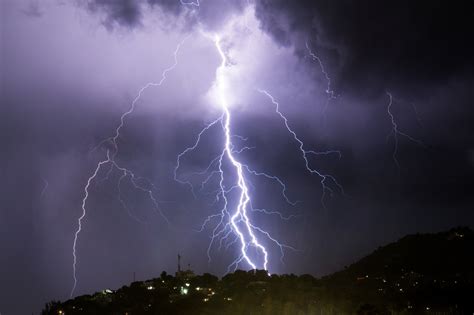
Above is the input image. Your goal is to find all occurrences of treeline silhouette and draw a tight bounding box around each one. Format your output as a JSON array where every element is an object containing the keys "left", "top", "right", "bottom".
[{"left": 43, "top": 227, "right": 474, "bottom": 314}]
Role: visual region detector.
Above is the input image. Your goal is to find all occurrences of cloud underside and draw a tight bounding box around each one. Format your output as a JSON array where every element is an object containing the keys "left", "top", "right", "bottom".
[{"left": 84, "top": 0, "right": 473, "bottom": 97}]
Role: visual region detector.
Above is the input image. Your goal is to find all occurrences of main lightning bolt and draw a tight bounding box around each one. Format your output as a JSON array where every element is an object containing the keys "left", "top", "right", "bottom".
[
  {"left": 215, "top": 36, "right": 289, "bottom": 271},
  {"left": 173, "top": 1, "right": 346, "bottom": 271},
  {"left": 70, "top": 37, "right": 187, "bottom": 297},
  {"left": 175, "top": 34, "right": 300, "bottom": 273}
]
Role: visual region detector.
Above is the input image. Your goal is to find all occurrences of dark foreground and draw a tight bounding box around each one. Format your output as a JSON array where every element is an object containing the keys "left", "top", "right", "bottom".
[{"left": 43, "top": 227, "right": 474, "bottom": 314}]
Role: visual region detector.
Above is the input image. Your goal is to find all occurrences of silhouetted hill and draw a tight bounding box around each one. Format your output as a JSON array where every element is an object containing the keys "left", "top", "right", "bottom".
[
  {"left": 319, "top": 227, "right": 474, "bottom": 313},
  {"left": 327, "top": 226, "right": 474, "bottom": 281},
  {"left": 42, "top": 227, "right": 474, "bottom": 315}
]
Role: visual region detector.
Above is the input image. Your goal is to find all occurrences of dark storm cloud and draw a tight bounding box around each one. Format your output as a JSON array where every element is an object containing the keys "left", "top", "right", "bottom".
[
  {"left": 254, "top": 0, "right": 474, "bottom": 96},
  {"left": 83, "top": 0, "right": 246, "bottom": 31},
  {"left": 252, "top": 0, "right": 474, "bottom": 223},
  {"left": 85, "top": 0, "right": 143, "bottom": 29},
  {"left": 83, "top": 0, "right": 184, "bottom": 28}
]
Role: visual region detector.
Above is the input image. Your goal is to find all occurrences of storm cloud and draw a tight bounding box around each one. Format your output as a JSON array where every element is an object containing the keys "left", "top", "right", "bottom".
[
  {"left": 81, "top": 0, "right": 247, "bottom": 31},
  {"left": 82, "top": 0, "right": 474, "bottom": 96},
  {"left": 256, "top": 0, "right": 474, "bottom": 96}
]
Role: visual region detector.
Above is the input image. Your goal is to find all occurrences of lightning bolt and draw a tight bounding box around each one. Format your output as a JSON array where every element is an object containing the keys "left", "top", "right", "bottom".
[
  {"left": 70, "top": 37, "right": 187, "bottom": 297},
  {"left": 257, "top": 89, "right": 345, "bottom": 207},
  {"left": 306, "top": 41, "right": 336, "bottom": 114},
  {"left": 385, "top": 91, "right": 425, "bottom": 170},
  {"left": 411, "top": 102, "right": 423, "bottom": 128}
]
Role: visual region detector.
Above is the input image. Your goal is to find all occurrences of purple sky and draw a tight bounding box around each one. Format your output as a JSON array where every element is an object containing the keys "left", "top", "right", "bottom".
[{"left": 1, "top": 0, "right": 473, "bottom": 314}]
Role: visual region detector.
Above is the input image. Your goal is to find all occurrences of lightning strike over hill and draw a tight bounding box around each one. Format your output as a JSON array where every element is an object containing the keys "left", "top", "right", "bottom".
[
  {"left": 72, "top": 2, "right": 345, "bottom": 293},
  {"left": 3, "top": 1, "right": 473, "bottom": 314}
]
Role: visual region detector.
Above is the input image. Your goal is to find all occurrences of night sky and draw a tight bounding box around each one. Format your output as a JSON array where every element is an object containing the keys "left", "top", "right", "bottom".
[{"left": 1, "top": 0, "right": 473, "bottom": 314}]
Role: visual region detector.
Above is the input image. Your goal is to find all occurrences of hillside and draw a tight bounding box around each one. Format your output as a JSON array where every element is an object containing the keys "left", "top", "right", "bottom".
[
  {"left": 320, "top": 226, "right": 474, "bottom": 313},
  {"left": 42, "top": 227, "right": 474, "bottom": 314},
  {"left": 328, "top": 226, "right": 474, "bottom": 280}
]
